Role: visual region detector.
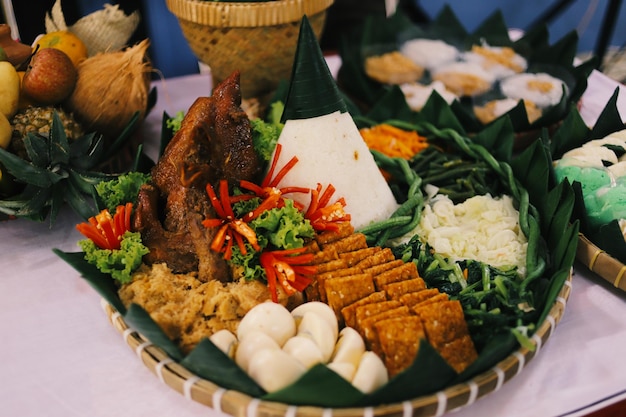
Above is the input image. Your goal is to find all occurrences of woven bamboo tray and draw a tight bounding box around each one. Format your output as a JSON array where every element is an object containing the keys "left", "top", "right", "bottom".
[
  {"left": 101, "top": 271, "right": 571, "bottom": 417},
  {"left": 577, "top": 234, "right": 626, "bottom": 292},
  {"left": 166, "top": 0, "right": 334, "bottom": 98}
]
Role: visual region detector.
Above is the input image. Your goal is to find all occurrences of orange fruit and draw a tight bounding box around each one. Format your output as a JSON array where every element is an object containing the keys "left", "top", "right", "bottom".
[{"left": 34, "top": 31, "right": 88, "bottom": 68}]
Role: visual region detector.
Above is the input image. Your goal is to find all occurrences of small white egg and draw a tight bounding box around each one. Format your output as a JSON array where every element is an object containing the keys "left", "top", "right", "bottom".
[
  {"left": 209, "top": 329, "right": 238, "bottom": 359},
  {"left": 291, "top": 301, "right": 339, "bottom": 341},
  {"left": 330, "top": 327, "right": 365, "bottom": 368},
  {"left": 235, "top": 330, "right": 280, "bottom": 372},
  {"left": 237, "top": 301, "right": 296, "bottom": 346},
  {"left": 282, "top": 335, "right": 325, "bottom": 368},
  {"left": 327, "top": 361, "right": 356, "bottom": 382},
  {"left": 351, "top": 352, "right": 389, "bottom": 394},
  {"left": 297, "top": 311, "right": 336, "bottom": 362},
  {"left": 248, "top": 349, "right": 306, "bottom": 392}
]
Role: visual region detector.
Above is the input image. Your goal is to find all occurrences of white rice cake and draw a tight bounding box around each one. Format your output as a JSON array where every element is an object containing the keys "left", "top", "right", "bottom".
[{"left": 272, "top": 111, "right": 400, "bottom": 230}]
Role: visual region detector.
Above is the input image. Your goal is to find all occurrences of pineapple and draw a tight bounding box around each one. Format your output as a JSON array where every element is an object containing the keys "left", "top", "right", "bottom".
[
  {"left": 0, "top": 110, "right": 144, "bottom": 224},
  {"left": 10, "top": 106, "right": 84, "bottom": 160}
]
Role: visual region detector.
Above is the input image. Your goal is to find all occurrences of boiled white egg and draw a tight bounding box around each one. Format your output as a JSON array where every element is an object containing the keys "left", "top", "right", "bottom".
[
  {"left": 282, "top": 335, "right": 325, "bottom": 368},
  {"left": 297, "top": 311, "right": 336, "bottom": 362},
  {"left": 330, "top": 327, "right": 365, "bottom": 368},
  {"left": 327, "top": 361, "right": 356, "bottom": 382},
  {"left": 235, "top": 330, "right": 280, "bottom": 372},
  {"left": 291, "top": 301, "right": 339, "bottom": 341},
  {"left": 248, "top": 349, "right": 306, "bottom": 392},
  {"left": 351, "top": 351, "right": 389, "bottom": 394},
  {"left": 236, "top": 301, "right": 296, "bottom": 346},
  {"left": 209, "top": 329, "right": 238, "bottom": 359}
]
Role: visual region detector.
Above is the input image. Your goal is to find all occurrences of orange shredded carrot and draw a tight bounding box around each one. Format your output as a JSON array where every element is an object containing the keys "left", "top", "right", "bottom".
[{"left": 359, "top": 124, "right": 428, "bottom": 160}]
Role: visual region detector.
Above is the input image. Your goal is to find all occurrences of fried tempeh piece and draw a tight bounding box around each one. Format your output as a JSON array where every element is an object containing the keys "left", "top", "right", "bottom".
[
  {"left": 373, "top": 262, "right": 420, "bottom": 290},
  {"left": 315, "top": 222, "right": 355, "bottom": 245},
  {"left": 358, "top": 306, "right": 411, "bottom": 354},
  {"left": 340, "top": 247, "right": 382, "bottom": 267},
  {"left": 322, "top": 233, "right": 368, "bottom": 254},
  {"left": 354, "top": 300, "right": 404, "bottom": 333},
  {"left": 355, "top": 247, "right": 396, "bottom": 270},
  {"left": 413, "top": 300, "right": 469, "bottom": 349},
  {"left": 363, "top": 259, "right": 404, "bottom": 277},
  {"left": 375, "top": 316, "right": 426, "bottom": 377},
  {"left": 341, "top": 291, "right": 387, "bottom": 328},
  {"left": 324, "top": 273, "right": 375, "bottom": 322},
  {"left": 398, "top": 288, "right": 442, "bottom": 308},
  {"left": 383, "top": 277, "right": 428, "bottom": 300},
  {"left": 316, "top": 265, "right": 362, "bottom": 303},
  {"left": 437, "top": 334, "right": 478, "bottom": 374}
]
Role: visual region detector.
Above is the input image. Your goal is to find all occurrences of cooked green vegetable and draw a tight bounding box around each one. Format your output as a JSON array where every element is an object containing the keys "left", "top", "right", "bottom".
[
  {"left": 393, "top": 235, "right": 535, "bottom": 351},
  {"left": 95, "top": 171, "right": 150, "bottom": 212},
  {"left": 165, "top": 110, "right": 185, "bottom": 134},
  {"left": 79, "top": 231, "right": 149, "bottom": 284},
  {"left": 251, "top": 101, "right": 284, "bottom": 162}
]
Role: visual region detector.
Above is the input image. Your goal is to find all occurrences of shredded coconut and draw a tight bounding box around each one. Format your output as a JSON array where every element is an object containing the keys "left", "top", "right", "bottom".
[{"left": 415, "top": 194, "right": 528, "bottom": 275}]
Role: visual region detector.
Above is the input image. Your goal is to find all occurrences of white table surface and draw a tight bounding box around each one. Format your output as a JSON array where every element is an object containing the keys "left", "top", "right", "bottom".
[{"left": 2, "top": 67, "right": 626, "bottom": 417}]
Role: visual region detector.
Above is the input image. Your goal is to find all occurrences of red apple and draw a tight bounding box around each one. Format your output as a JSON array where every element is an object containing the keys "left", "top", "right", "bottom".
[{"left": 22, "top": 48, "right": 77, "bottom": 105}]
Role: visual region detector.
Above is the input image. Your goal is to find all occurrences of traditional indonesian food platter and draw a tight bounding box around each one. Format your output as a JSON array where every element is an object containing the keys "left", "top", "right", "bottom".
[{"left": 2, "top": 8, "right": 623, "bottom": 417}]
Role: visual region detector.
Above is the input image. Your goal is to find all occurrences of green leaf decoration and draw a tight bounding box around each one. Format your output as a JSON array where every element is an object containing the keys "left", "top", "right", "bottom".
[
  {"left": 264, "top": 364, "right": 364, "bottom": 406},
  {"left": 549, "top": 104, "right": 590, "bottom": 159},
  {"left": 361, "top": 340, "right": 455, "bottom": 406},
  {"left": 589, "top": 87, "right": 626, "bottom": 140},
  {"left": 0, "top": 108, "right": 146, "bottom": 224},
  {"left": 281, "top": 15, "right": 347, "bottom": 122},
  {"left": 0, "top": 146, "right": 54, "bottom": 188},
  {"left": 22, "top": 133, "right": 49, "bottom": 167},
  {"left": 469, "top": 116, "right": 514, "bottom": 162},
  {"left": 181, "top": 339, "right": 266, "bottom": 398},
  {"left": 414, "top": 4, "right": 467, "bottom": 43},
  {"left": 469, "top": 10, "right": 511, "bottom": 46},
  {"left": 53, "top": 250, "right": 127, "bottom": 314},
  {"left": 124, "top": 303, "right": 184, "bottom": 362}
]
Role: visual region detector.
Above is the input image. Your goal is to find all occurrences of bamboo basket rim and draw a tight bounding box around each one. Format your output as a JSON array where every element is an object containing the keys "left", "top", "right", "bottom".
[
  {"left": 101, "top": 271, "right": 572, "bottom": 417},
  {"left": 165, "top": 0, "right": 335, "bottom": 28},
  {"left": 576, "top": 233, "right": 626, "bottom": 292}
]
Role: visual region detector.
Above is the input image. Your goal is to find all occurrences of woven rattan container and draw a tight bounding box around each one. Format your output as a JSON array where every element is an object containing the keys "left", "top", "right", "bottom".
[{"left": 166, "top": 0, "right": 334, "bottom": 98}]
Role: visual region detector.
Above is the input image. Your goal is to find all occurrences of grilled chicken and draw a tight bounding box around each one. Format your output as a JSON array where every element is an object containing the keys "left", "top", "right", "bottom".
[{"left": 134, "top": 71, "right": 261, "bottom": 282}]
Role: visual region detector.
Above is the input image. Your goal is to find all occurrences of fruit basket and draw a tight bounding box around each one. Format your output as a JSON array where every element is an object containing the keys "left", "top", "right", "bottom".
[
  {"left": 337, "top": 6, "right": 595, "bottom": 150},
  {"left": 166, "top": 0, "right": 334, "bottom": 99},
  {"left": 55, "top": 16, "right": 580, "bottom": 416}
]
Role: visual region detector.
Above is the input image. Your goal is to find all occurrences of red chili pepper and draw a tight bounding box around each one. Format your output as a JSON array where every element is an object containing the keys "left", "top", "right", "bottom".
[
  {"left": 305, "top": 184, "right": 351, "bottom": 231},
  {"left": 76, "top": 203, "right": 133, "bottom": 250},
  {"left": 260, "top": 248, "right": 316, "bottom": 302},
  {"left": 203, "top": 182, "right": 260, "bottom": 260}
]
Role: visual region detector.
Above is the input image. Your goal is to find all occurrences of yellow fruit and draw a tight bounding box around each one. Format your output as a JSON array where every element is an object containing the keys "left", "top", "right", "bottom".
[
  {"left": 0, "top": 61, "right": 19, "bottom": 118},
  {"left": 34, "top": 31, "right": 88, "bottom": 68},
  {"left": 0, "top": 111, "right": 11, "bottom": 149}
]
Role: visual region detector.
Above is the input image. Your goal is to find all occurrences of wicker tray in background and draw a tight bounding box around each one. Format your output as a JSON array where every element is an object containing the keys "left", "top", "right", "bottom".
[
  {"left": 577, "top": 234, "right": 626, "bottom": 292},
  {"left": 102, "top": 272, "right": 571, "bottom": 417},
  {"left": 165, "top": 0, "right": 334, "bottom": 99}
]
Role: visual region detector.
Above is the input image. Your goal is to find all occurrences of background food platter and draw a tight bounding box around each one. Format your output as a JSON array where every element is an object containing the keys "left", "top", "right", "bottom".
[
  {"left": 337, "top": 5, "right": 596, "bottom": 149},
  {"left": 577, "top": 235, "right": 626, "bottom": 292},
  {"left": 102, "top": 270, "right": 570, "bottom": 417}
]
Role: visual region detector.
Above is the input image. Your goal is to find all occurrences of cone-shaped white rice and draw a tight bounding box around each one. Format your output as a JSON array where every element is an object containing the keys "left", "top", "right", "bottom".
[{"left": 272, "top": 111, "right": 399, "bottom": 230}]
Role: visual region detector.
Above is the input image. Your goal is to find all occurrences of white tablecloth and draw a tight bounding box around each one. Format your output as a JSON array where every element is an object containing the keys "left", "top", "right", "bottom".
[{"left": 2, "top": 68, "right": 626, "bottom": 417}]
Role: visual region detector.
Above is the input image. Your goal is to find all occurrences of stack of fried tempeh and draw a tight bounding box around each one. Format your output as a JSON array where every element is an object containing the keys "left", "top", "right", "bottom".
[{"left": 304, "top": 224, "right": 478, "bottom": 377}]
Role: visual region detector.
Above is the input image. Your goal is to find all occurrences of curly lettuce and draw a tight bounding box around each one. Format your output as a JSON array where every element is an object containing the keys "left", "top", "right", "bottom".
[
  {"left": 251, "top": 101, "right": 284, "bottom": 162},
  {"left": 79, "top": 231, "right": 149, "bottom": 284},
  {"left": 95, "top": 172, "right": 151, "bottom": 212}
]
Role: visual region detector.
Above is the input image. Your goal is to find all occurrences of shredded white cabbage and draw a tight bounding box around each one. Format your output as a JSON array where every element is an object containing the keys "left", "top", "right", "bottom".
[{"left": 415, "top": 194, "right": 528, "bottom": 275}]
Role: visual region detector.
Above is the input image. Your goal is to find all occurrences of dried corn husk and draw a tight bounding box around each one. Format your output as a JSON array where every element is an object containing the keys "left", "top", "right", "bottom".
[
  {"left": 45, "top": 0, "right": 140, "bottom": 56},
  {"left": 66, "top": 39, "right": 152, "bottom": 140}
]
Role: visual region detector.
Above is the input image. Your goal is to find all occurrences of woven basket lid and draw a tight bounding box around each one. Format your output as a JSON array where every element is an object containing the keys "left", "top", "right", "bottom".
[{"left": 166, "top": 0, "right": 335, "bottom": 28}]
